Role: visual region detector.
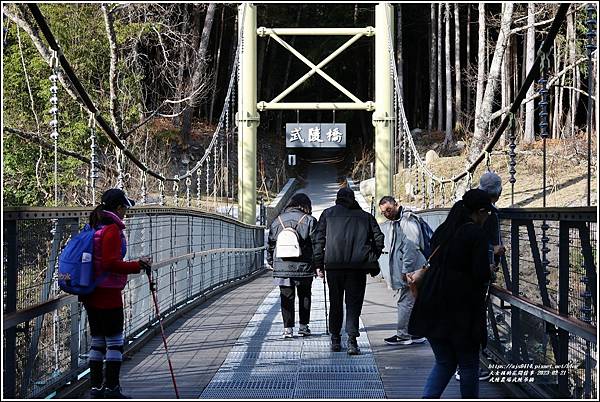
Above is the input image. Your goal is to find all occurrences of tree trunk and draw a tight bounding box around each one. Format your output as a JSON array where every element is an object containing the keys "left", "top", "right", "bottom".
[
  {"left": 437, "top": 3, "right": 443, "bottom": 130},
  {"left": 413, "top": 44, "right": 422, "bottom": 125},
  {"left": 444, "top": 4, "right": 453, "bottom": 145},
  {"left": 454, "top": 3, "right": 462, "bottom": 131},
  {"left": 396, "top": 4, "right": 403, "bottom": 98},
  {"left": 101, "top": 5, "right": 123, "bottom": 139},
  {"left": 500, "top": 36, "right": 509, "bottom": 145},
  {"left": 466, "top": 5, "right": 471, "bottom": 121},
  {"left": 523, "top": 3, "right": 535, "bottom": 143},
  {"left": 174, "top": 5, "right": 189, "bottom": 123},
  {"left": 552, "top": 41, "right": 560, "bottom": 139},
  {"left": 474, "top": 4, "right": 485, "bottom": 118},
  {"left": 427, "top": 4, "right": 436, "bottom": 132},
  {"left": 565, "top": 9, "right": 579, "bottom": 137},
  {"left": 468, "top": 3, "right": 513, "bottom": 162},
  {"left": 180, "top": 3, "right": 216, "bottom": 143},
  {"left": 209, "top": 6, "right": 225, "bottom": 124}
]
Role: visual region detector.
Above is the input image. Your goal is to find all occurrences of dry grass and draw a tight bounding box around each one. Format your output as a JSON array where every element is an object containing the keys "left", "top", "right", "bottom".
[{"left": 392, "top": 133, "right": 597, "bottom": 208}]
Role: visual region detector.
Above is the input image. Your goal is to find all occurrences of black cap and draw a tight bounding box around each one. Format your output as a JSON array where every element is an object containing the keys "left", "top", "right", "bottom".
[
  {"left": 462, "top": 188, "right": 492, "bottom": 212},
  {"left": 336, "top": 186, "right": 355, "bottom": 200},
  {"left": 101, "top": 188, "right": 136, "bottom": 209}
]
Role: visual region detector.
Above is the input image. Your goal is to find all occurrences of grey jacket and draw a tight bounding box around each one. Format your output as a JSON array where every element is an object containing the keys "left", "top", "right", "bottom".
[
  {"left": 380, "top": 209, "right": 427, "bottom": 289},
  {"left": 267, "top": 206, "right": 317, "bottom": 278}
]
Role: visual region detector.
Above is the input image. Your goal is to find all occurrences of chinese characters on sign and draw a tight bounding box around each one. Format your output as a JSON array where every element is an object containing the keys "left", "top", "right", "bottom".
[{"left": 286, "top": 123, "right": 346, "bottom": 148}]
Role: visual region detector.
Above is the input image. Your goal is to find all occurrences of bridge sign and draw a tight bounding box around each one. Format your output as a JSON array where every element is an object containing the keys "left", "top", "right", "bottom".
[{"left": 285, "top": 123, "right": 346, "bottom": 148}]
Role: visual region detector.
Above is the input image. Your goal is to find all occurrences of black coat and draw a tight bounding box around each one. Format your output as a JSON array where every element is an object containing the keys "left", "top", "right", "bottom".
[
  {"left": 267, "top": 206, "right": 318, "bottom": 278},
  {"left": 313, "top": 197, "right": 384, "bottom": 271},
  {"left": 409, "top": 220, "right": 491, "bottom": 350}
]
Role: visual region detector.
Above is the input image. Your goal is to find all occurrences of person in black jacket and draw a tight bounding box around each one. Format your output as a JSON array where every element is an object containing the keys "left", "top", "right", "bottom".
[
  {"left": 408, "top": 189, "right": 494, "bottom": 398},
  {"left": 267, "top": 193, "right": 318, "bottom": 338},
  {"left": 314, "top": 187, "right": 384, "bottom": 355}
]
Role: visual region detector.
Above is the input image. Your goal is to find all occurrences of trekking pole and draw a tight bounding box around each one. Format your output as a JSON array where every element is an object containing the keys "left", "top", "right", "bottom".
[
  {"left": 322, "top": 274, "right": 329, "bottom": 335},
  {"left": 146, "top": 269, "right": 180, "bottom": 399}
]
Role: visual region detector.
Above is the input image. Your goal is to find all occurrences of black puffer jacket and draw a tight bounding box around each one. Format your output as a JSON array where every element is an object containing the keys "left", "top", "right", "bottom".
[
  {"left": 313, "top": 194, "right": 384, "bottom": 271},
  {"left": 267, "top": 206, "right": 318, "bottom": 278}
]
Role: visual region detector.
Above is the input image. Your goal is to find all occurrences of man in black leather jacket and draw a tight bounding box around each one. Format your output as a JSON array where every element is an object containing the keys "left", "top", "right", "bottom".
[{"left": 313, "top": 187, "right": 384, "bottom": 355}]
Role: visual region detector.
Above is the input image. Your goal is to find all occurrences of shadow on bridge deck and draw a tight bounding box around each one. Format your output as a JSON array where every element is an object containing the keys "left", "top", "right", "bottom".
[{"left": 87, "top": 271, "right": 515, "bottom": 399}]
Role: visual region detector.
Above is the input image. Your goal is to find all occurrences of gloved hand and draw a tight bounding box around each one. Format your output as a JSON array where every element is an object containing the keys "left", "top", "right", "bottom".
[{"left": 139, "top": 256, "right": 153, "bottom": 276}]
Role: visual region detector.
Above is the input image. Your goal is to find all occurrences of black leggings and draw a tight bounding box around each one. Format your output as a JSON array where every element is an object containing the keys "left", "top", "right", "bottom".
[
  {"left": 280, "top": 277, "right": 313, "bottom": 328},
  {"left": 86, "top": 307, "right": 124, "bottom": 337}
]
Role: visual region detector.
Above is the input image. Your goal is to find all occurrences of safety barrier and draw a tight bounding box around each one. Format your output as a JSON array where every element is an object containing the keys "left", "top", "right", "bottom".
[{"left": 2, "top": 206, "right": 265, "bottom": 398}]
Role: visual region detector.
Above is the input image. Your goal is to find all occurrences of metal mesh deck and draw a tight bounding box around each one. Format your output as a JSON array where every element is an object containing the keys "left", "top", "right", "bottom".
[{"left": 200, "top": 282, "right": 386, "bottom": 398}]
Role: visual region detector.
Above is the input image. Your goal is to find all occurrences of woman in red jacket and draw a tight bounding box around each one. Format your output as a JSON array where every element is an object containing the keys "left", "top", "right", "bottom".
[{"left": 81, "top": 188, "right": 152, "bottom": 399}]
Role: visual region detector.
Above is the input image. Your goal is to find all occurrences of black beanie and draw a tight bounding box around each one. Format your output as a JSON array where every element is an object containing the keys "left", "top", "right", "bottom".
[{"left": 462, "top": 188, "right": 492, "bottom": 212}]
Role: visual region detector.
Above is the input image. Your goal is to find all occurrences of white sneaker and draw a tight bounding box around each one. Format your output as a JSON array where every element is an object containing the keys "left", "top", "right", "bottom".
[{"left": 282, "top": 327, "right": 293, "bottom": 338}]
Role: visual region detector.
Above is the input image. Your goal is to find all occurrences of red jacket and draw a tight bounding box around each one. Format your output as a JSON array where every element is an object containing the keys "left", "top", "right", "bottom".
[{"left": 82, "top": 212, "right": 140, "bottom": 309}]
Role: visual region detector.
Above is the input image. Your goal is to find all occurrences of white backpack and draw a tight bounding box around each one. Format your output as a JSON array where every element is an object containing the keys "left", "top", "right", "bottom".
[{"left": 275, "top": 214, "right": 307, "bottom": 258}]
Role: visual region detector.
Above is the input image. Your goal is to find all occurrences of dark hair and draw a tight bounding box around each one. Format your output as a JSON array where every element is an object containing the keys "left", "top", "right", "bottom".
[
  {"left": 285, "top": 193, "right": 312, "bottom": 214},
  {"left": 430, "top": 200, "right": 471, "bottom": 263},
  {"left": 89, "top": 204, "right": 107, "bottom": 228},
  {"left": 89, "top": 189, "right": 125, "bottom": 228},
  {"left": 378, "top": 196, "right": 397, "bottom": 206}
]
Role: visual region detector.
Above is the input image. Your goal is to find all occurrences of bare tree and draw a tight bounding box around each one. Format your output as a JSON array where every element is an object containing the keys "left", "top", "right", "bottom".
[
  {"left": 523, "top": 3, "right": 535, "bottom": 143},
  {"left": 474, "top": 4, "right": 485, "bottom": 117},
  {"left": 466, "top": 5, "right": 471, "bottom": 119},
  {"left": 427, "top": 4, "right": 436, "bottom": 132},
  {"left": 437, "top": 3, "right": 443, "bottom": 130},
  {"left": 468, "top": 3, "right": 514, "bottom": 162},
  {"left": 444, "top": 3, "right": 453, "bottom": 145},
  {"left": 454, "top": 3, "right": 462, "bottom": 132},
  {"left": 101, "top": 4, "right": 124, "bottom": 138},
  {"left": 396, "top": 4, "right": 403, "bottom": 99},
  {"left": 564, "top": 8, "right": 580, "bottom": 137},
  {"left": 180, "top": 3, "right": 216, "bottom": 142}
]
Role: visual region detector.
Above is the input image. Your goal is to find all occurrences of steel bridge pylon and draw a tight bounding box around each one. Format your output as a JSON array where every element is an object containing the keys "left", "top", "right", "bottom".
[{"left": 236, "top": 3, "right": 395, "bottom": 224}]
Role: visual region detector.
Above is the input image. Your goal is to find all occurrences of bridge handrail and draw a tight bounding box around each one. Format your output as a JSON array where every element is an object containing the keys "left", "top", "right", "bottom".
[
  {"left": 490, "top": 285, "right": 596, "bottom": 343},
  {"left": 2, "top": 245, "right": 267, "bottom": 331},
  {"left": 2, "top": 207, "right": 265, "bottom": 398},
  {"left": 2, "top": 205, "right": 265, "bottom": 229}
]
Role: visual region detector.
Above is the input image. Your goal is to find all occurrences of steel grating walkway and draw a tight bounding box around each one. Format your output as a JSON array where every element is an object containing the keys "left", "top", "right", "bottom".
[{"left": 200, "top": 280, "right": 386, "bottom": 399}]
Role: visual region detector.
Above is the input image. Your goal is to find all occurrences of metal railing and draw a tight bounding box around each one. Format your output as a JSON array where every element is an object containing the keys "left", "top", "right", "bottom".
[
  {"left": 489, "top": 207, "right": 597, "bottom": 399},
  {"left": 2, "top": 206, "right": 265, "bottom": 399}
]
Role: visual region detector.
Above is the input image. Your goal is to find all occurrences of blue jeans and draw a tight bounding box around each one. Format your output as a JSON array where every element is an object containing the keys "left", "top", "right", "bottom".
[{"left": 423, "top": 337, "right": 480, "bottom": 398}]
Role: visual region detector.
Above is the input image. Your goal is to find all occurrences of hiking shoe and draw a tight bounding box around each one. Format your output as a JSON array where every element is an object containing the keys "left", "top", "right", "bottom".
[
  {"left": 298, "top": 324, "right": 311, "bottom": 336},
  {"left": 104, "top": 385, "right": 131, "bottom": 399},
  {"left": 282, "top": 327, "right": 293, "bottom": 338},
  {"left": 347, "top": 337, "right": 361, "bottom": 355},
  {"left": 455, "top": 369, "right": 491, "bottom": 381},
  {"left": 384, "top": 335, "right": 420, "bottom": 345},
  {"left": 331, "top": 335, "right": 341, "bottom": 352},
  {"left": 90, "top": 387, "right": 104, "bottom": 399}
]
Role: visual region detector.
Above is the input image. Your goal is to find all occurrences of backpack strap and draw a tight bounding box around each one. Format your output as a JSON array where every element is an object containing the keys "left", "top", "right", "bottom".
[
  {"left": 297, "top": 214, "right": 307, "bottom": 225},
  {"left": 278, "top": 216, "right": 286, "bottom": 229}
]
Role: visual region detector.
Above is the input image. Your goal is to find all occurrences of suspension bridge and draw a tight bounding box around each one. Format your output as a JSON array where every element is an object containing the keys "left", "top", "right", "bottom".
[{"left": 2, "top": 3, "right": 597, "bottom": 400}]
